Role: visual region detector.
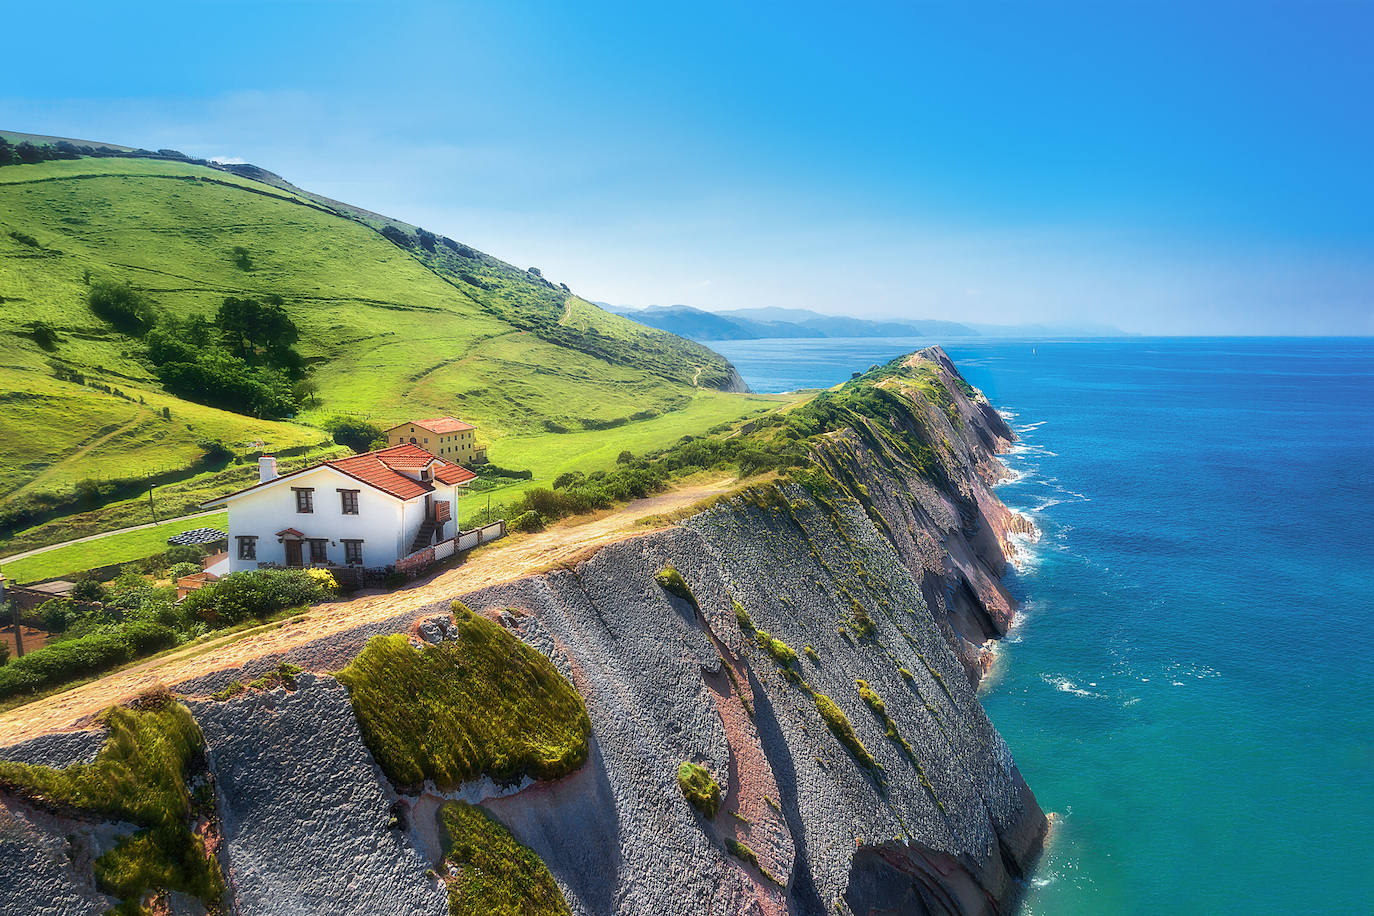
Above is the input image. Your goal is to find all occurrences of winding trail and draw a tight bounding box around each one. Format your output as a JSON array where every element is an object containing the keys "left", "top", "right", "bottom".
[{"left": 0, "top": 476, "right": 737, "bottom": 745}]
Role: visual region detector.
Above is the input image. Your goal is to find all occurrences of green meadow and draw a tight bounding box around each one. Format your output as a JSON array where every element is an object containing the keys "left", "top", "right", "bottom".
[
  {"left": 2, "top": 513, "right": 229, "bottom": 584},
  {"left": 0, "top": 150, "right": 778, "bottom": 576}
]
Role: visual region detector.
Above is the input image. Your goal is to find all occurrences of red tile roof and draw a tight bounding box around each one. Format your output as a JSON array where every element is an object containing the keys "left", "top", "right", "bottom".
[
  {"left": 202, "top": 443, "right": 475, "bottom": 506},
  {"left": 395, "top": 417, "right": 475, "bottom": 434},
  {"left": 434, "top": 463, "right": 477, "bottom": 485}
]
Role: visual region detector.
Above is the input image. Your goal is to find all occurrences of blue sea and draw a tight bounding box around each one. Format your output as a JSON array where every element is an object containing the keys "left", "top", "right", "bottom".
[{"left": 711, "top": 337, "right": 1374, "bottom": 915}]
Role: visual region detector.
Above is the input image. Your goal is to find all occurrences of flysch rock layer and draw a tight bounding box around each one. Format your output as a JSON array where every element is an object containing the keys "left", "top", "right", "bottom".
[
  {"left": 190, "top": 674, "right": 447, "bottom": 916},
  {"left": 0, "top": 347, "right": 1045, "bottom": 916}
]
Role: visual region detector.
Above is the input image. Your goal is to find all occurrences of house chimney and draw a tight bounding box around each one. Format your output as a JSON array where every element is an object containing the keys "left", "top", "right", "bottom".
[{"left": 259, "top": 455, "right": 278, "bottom": 483}]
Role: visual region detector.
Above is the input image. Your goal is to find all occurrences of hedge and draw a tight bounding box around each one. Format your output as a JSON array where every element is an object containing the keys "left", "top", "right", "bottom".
[{"left": 0, "top": 621, "right": 178, "bottom": 700}]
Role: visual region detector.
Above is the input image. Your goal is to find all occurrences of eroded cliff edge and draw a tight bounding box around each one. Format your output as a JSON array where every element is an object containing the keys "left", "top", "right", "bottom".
[{"left": 0, "top": 347, "right": 1045, "bottom": 916}]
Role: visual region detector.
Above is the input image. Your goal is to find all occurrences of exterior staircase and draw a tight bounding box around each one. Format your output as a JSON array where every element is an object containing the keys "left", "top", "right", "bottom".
[{"left": 409, "top": 518, "right": 438, "bottom": 554}]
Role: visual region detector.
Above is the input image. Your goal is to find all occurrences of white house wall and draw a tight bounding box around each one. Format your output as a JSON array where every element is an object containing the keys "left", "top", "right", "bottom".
[{"left": 223, "top": 466, "right": 406, "bottom": 573}]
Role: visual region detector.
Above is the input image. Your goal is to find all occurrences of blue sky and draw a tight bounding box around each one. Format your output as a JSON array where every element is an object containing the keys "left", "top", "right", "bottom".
[{"left": 4, "top": 1, "right": 1371, "bottom": 334}]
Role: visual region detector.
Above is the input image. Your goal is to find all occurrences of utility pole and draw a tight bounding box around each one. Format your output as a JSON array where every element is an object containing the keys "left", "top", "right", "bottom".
[
  {"left": 11, "top": 600, "right": 22, "bottom": 659},
  {"left": 148, "top": 485, "right": 157, "bottom": 524},
  {"left": 486, "top": 495, "right": 491, "bottom": 525}
]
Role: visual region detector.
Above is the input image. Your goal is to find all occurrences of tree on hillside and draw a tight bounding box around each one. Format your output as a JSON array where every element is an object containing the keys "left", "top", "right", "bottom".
[
  {"left": 215, "top": 296, "right": 301, "bottom": 376},
  {"left": 88, "top": 281, "right": 157, "bottom": 335},
  {"left": 325, "top": 416, "right": 387, "bottom": 453}
]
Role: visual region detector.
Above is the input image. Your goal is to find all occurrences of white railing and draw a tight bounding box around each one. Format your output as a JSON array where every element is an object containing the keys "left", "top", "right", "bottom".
[{"left": 393, "top": 519, "right": 507, "bottom": 578}]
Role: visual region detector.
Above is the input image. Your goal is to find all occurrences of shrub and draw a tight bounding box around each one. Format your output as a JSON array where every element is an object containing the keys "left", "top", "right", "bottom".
[
  {"left": 325, "top": 415, "right": 386, "bottom": 453},
  {"left": 27, "top": 321, "right": 58, "bottom": 350},
  {"left": 477, "top": 464, "right": 534, "bottom": 480},
  {"left": 851, "top": 599, "right": 876, "bottom": 638},
  {"left": 167, "top": 562, "right": 200, "bottom": 581},
  {"left": 677, "top": 761, "right": 721, "bottom": 819},
  {"left": 179, "top": 568, "right": 326, "bottom": 628},
  {"left": 380, "top": 225, "right": 414, "bottom": 248},
  {"left": 231, "top": 245, "right": 253, "bottom": 270},
  {"left": 88, "top": 281, "right": 156, "bottom": 335},
  {"left": 156, "top": 351, "right": 296, "bottom": 419},
  {"left": 551, "top": 471, "right": 584, "bottom": 490},
  {"left": 510, "top": 510, "right": 545, "bottom": 533},
  {"left": 0, "top": 642, "right": 9, "bottom": 666},
  {"left": 335, "top": 602, "right": 590, "bottom": 789},
  {"left": 437, "top": 801, "right": 571, "bottom": 916},
  {"left": 35, "top": 597, "right": 77, "bottom": 632},
  {"left": 163, "top": 544, "right": 205, "bottom": 567},
  {"left": 70, "top": 577, "right": 108, "bottom": 603},
  {"left": 0, "top": 621, "right": 178, "bottom": 700}
]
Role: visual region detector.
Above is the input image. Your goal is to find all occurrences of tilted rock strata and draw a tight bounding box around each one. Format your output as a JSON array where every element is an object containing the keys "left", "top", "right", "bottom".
[{"left": 0, "top": 347, "right": 1044, "bottom": 915}]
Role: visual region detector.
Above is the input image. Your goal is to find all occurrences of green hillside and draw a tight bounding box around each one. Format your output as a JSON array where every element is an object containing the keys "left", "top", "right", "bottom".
[{"left": 0, "top": 142, "right": 772, "bottom": 559}]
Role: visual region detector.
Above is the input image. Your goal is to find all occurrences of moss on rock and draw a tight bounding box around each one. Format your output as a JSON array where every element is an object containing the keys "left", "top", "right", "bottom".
[
  {"left": 336, "top": 602, "right": 590, "bottom": 789},
  {"left": 812, "top": 691, "right": 879, "bottom": 771},
  {"left": 437, "top": 801, "right": 571, "bottom": 916},
  {"left": 755, "top": 629, "right": 798, "bottom": 669},
  {"left": 677, "top": 761, "right": 722, "bottom": 819},
  {"left": 654, "top": 565, "right": 697, "bottom": 606},
  {"left": 0, "top": 696, "right": 224, "bottom": 913}
]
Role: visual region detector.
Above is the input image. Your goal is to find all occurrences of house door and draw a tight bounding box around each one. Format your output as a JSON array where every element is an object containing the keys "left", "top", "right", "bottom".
[
  {"left": 284, "top": 540, "right": 303, "bottom": 567},
  {"left": 425, "top": 493, "right": 433, "bottom": 520}
]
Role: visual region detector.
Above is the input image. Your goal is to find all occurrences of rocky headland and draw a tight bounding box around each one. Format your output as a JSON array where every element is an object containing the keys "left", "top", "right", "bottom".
[{"left": 0, "top": 347, "right": 1045, "bottom": 916}]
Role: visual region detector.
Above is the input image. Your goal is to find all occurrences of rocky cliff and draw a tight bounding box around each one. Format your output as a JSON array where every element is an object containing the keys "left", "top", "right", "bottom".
[{"left": 0, "top": 347, "right": 1044, "bottom": 916}]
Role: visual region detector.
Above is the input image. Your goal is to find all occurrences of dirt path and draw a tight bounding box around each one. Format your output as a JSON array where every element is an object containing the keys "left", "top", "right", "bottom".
[
  {"left": 7, "top": 415, "right": 145, "bottom": 504},
  {"left": 0, "top": 476, "right": 736, "bottom": 745}
]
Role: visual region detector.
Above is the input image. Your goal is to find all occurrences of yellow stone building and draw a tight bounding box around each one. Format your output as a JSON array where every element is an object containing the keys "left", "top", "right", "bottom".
[{"left": 384, "top": 418, "right": 487, "bottom": 466}]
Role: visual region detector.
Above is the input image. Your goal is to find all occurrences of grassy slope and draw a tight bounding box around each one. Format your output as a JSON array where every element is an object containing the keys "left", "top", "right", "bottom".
[
  {"left": 2, "top": 512, "right": 228, "bottom": 584},
  {"left": 0, "top": 153, "right": 779, "bottom": 565}
]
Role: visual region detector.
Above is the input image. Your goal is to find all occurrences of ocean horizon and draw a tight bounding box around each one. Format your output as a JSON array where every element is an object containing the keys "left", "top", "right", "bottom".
[{"left": 712, "top": 335, "right": 1374, "bottom": 914}]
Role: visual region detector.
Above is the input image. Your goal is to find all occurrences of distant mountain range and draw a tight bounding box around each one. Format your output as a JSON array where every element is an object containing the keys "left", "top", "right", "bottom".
[{"left": 598, "top": 303, "right": 1128, "bottom": 341}]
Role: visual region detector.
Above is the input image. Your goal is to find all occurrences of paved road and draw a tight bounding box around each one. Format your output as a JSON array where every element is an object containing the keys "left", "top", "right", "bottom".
[{"left": 0, "top": 509, "right": 225, "bottom": 566}]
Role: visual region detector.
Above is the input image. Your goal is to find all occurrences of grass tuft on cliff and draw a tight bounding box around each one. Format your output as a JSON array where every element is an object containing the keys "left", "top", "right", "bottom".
[
  {"left": 0, "top": 695, "right": 224, "bottom": 912},
  {"left": 654, "top": 565, "right": 697, "bottom": 606},
  {"left": 812, "top": 690, "right": 879, "bottom": 771},
  {"left": 755, "top": 628, "right": 798, "bottom": 670},
  {"left": 677, "top": 761, "right": 722, "bottom": 819},
  {"left": 437, "top": 800, "right": 571, "bottom": 916},
  {"left": 336, "top": 601, "right": 591, "bottom": 789}
]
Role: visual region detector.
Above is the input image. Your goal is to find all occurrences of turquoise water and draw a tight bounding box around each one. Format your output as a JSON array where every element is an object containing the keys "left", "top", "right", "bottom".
[{"left": 712, "top": 337, "right": 1374, "bottom": 914}]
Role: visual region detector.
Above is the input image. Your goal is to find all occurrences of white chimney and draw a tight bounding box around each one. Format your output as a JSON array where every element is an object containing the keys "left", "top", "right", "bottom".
[{"left": 259, "top": 455, "right": 278, "bottom": 483}]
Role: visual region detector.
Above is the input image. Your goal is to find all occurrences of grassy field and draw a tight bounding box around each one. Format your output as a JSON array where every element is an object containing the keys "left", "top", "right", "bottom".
[
  {"left": 2, "top": 512, "right": 228, "bottom": 583},
  {"left": 0, "top": 149, "right": 774, "bottom": 570}
]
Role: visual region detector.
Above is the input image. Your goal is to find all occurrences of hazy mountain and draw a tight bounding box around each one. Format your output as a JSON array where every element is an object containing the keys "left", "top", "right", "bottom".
[{"left": 600, "top": 303, "right": 979, "bottom": 340}]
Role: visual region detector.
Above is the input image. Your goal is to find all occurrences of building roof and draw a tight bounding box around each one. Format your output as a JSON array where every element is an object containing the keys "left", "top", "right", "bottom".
[
  {"left": 201, "top": 443, "right": 477, "bottom": 507},
  {"left": 387, "top": 416, "right": 475, "bottom": 434}
]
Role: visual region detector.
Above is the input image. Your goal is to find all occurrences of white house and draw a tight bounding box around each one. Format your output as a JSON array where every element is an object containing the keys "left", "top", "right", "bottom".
[{"left": 202, "top": 444, "right": 476, "bottom": 574}]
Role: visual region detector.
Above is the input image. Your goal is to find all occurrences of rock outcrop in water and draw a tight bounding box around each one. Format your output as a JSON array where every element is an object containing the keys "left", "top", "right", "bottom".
[{"left": 0, "top": 347, "right": 1044, "bottom": 916}]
